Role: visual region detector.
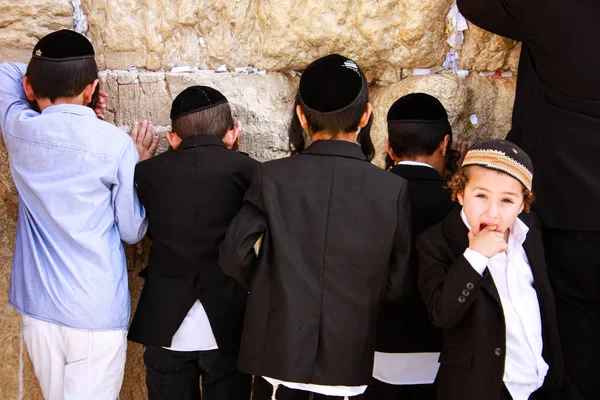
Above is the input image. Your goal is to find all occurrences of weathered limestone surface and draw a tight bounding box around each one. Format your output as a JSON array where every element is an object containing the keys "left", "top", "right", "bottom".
[
  {"left": 456, "top": 74, "right": 517, "bottom": 142},
  {"left": 460, "top": 24, "right": 521, "bottom": 72},
  {"left": 99, "top": 70, "right": 299, "bottom": 161},
  {"left": 83, "top": 0, "right": 453, "bottom": 71},
  {"left": 0, "top": 0, "right": 73, "bottom": 63}
]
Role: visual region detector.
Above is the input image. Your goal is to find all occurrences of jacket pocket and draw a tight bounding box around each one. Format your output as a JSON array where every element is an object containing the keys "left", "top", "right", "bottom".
[{"left": 439, "top": 347, "right": 474, "bottom": 368}]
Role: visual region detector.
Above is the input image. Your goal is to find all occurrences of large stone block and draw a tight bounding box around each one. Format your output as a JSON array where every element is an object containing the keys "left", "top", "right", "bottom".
[
  {"left": 83, "top": 0, "right": 453, "bottom": 71},
  {"left": 455, "top": 74, "right": 517, "bottom": 143},
  {"left": 459, "top": 24, "right": 521, "bottom": 72},
  {"left": 99, "top": 71, "right": 299, "bottom": 161},
  {"left": 0, "top": 1, "right": 73, "bottom": 63}
]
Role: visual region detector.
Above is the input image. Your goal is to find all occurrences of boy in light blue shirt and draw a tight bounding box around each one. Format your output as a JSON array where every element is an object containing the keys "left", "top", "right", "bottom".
[{"left": 0, "top": 30, "right": 157, "bottom": 399}]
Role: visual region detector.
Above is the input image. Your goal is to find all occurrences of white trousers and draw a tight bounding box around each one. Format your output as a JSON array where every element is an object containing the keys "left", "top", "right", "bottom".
[{"left": 21, "top": 315, "right": 127, "bottom": 400}]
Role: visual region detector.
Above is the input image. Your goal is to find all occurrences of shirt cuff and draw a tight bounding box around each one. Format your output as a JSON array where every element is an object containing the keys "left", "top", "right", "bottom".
[{"left": 463, "top": 248, "right": 489, "bottom": 276}]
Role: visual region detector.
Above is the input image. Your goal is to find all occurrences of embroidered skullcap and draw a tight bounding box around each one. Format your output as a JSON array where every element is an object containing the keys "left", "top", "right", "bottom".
[{"left": 462, "top": 139, "right": 534, "bottom": 190}]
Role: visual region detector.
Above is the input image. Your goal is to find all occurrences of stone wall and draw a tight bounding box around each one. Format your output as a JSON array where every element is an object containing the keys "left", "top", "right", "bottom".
[{"left": 0, "top": 1, "right": 518, "bottom": 398}]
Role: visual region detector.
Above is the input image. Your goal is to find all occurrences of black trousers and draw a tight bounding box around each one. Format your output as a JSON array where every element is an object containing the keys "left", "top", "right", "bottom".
[
  {"left": 144, "top": 346, "right": 251, "bottom": 400},
  {"left": 543, "top": 230, "right": 600, "bottom": 400},
  {"left": 354, "top": 378, "right": 436, "bottom": 400},
  {"left": 499, "top": 385, "right": 535, "bottom": 400},
  {"left": 252, "top": 376, "right": 362, "bottom": 400}
]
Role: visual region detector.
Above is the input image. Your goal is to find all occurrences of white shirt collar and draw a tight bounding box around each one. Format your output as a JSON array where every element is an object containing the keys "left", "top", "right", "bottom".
[
  {"left": 460, "top": 208, "right": 529, "bottom": 247},
  {"left": 397, "top": 160, "right": 434, "bottom": 169}
]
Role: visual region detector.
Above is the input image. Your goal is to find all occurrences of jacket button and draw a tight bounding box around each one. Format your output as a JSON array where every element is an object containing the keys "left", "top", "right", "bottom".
[
  {"left": 458, "top": 295, "right": 466, "bottom": 303},
  {"left": 466, "top": 282, "right": 475, "bottom": 290},
  {"left": 494, "top": 348, "right": 503, "bottom": 356},
  {"left": 462, "top": 289, "right": 470, "bottom": 297}
]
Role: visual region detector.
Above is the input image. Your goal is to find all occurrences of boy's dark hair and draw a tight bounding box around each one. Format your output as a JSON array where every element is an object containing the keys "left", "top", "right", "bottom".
[
  {"left": 172, "top": 102, "right": 235, "bottom": 139},
  {"left": 288, "top": 54, "right": 374, "bottom": 161},
  {"left": 26, "top": 30, "right": 98, "bottom": 103},
  {"left": 26, "top": 57, "right": 99, "bottom": 104},
  {"left": 385, "top": 93, "right": 456, "bottom": 171}
]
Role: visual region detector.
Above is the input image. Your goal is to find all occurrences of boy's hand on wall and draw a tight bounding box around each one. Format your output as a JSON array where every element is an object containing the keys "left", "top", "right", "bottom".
[
  {"left": 94, "top": 90, "right": 108, "bottom": 120},
  {"left": 468, "top": 225, "right": 508, "bottom": 258},
  {"left": 130, "top": 120, "right": 159, "bottom": 161}
]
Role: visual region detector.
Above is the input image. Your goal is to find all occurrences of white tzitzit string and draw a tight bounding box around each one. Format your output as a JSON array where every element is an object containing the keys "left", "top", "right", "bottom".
[{"left": 271, "top": 383, "right": 279, "bottom": 400}]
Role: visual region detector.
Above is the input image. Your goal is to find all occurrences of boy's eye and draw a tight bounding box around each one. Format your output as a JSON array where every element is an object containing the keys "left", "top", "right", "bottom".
[{"left": 476, "top": 194, "right": 487, "bottom": 199}]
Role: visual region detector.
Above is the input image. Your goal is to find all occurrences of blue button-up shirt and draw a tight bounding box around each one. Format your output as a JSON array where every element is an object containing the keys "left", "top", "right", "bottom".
[{"left": 0, "top": 62, "right": 147, "bottom": 330}]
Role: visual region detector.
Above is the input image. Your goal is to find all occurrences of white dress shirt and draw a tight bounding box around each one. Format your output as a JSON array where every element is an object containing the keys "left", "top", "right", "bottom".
[
  {"left": 163, "top": 300, "right": 218, "bottom": 352},
  {"left": 263, "top": 377, "right": 366, "bottom": 397},
  {"left": 461, "top": 209, "right": 548, "bottom": 400}
]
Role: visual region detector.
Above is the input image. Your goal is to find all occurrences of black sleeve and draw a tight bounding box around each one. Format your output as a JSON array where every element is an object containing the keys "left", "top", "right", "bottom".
[
  {"left": 416, "top": 231, "right": 486, "bottom": 329},
  {"left": 384, "top": 181, "right": 412, "bottom": 302},
  {"left": 457, "top": 0, "right": 526, "bottom": 42},
  {"left": 133, "top": 162, "right": 152, "bottom": 240},
  {"left": 218, "top": 164, "right": 267, "bottom": 289}
]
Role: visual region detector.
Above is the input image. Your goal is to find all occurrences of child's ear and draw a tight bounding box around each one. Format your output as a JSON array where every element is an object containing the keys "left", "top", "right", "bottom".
[
  {"left": 166, "top": 130, "right": 182, "bottom": 149},
  {"left": 386, "top": 141, "right": 398, "bottom": 162},
  {"left": 359, "top": 103, "right": 373, "bottom": 128},
  {"left": 296, "top": 105, "right": 309, "bottom": 130},
  {"left": 22, "top": 76, "right": 37, "bottom": 102},
  {"left": 440, "top": 134, "right": 451, "bottom": 157},
  {"left": 82, "top": 79, "right": 100, "bottom": 106},
  {"left": 223, "top": 122, "right": 241, "bottom": 150},
  {"left": 457, "top": 191, "right": 465, "bottom": 206}
]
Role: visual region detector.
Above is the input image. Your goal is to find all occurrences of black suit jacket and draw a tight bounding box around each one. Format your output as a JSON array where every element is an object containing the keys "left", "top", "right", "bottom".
[
  {"left": 219, "top": 140, "right": 411, "bottom": 386},
  {"left": 127, "top": 134, "right": 258, "bottom": 355},
  {"left": 417, "top": 208, "right": 563, "bottom": 400},
  {"left": 457, "top": 0, "right": 600, "bottom": 231},
  {"left": 376, "top": 164, "right": 456, "bottom": 353}
]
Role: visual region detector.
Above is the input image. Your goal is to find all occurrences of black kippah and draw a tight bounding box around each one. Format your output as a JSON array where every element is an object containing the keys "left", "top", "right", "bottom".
[
  {"left": 170, "top": 86, "right": 228, "bottom": 121},
  {"left": 387, "top": 93, "right": 451, "bottom": 136},
  {"left": 463, "top": 139, "right": 534, "bottom": 190},
  {"left": 299, "top": 54, "right": 366, "bottom": 114},
  {"left": 33, "top": 30, "right": 95, "bottom": 62}
]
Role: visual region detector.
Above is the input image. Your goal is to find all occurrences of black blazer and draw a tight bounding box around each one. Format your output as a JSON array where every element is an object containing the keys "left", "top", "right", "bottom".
[
  {"left": 457, "top": 0, "right": 600, "bottom": 231},
  {"left": 376, "top": 164, "right": 456, "bottom": 353},
  {"left": 417, "top": 208, "right": 563, "bottom": 400},
  {"left": 219, "top": 140, "right": 411, "bottom": 386},
  {"left": 127, "top": 134, "right": 258, "bottom": 355}
]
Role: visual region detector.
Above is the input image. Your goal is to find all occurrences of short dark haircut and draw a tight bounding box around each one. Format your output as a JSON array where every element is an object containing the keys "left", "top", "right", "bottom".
[
  {"left": 171, "top": 102, "right": 235, "bottom": 139},
  {"left": 387, "top": 93, "right": 450, "bottom": 159},
  {"left": 385, "top": 93, "right": 458, "bottom": 172},
  {"left": 288, "top": 84, "right": 375, "bottom": 161},
  {"left": 26, "top": 57, "right": 98, "bottom": 103}
]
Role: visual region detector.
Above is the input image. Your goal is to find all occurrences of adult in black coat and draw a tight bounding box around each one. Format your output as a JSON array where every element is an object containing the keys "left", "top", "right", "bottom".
[
  {"left": 128, "top": 87, "right": 257, "bottom": 400},
  {"left": 219, "top": 55, "right": 411, "bottom": 400},
  {"left": 457, "top": 2, "right": 600, "bottom": 398},
  {"left": 363, "top": 94, "right": 458, "bottom": 400}
]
